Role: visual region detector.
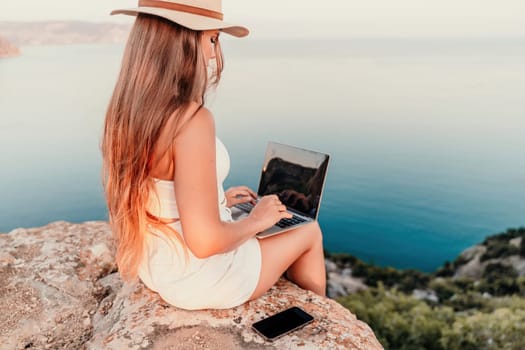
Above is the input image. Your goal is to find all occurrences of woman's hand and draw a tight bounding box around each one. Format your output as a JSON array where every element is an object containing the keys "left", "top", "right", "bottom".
[
  {"left": 225, "top": 186, "right": 257, "bottom": 207},
  {"left": 248, "top": 195, "right": 293, "bottom": 232}
]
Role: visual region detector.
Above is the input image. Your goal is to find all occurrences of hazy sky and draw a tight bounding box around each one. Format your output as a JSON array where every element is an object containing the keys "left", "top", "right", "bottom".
[{"left": 2, "top": 0, "right": 524, "bottom": 38}]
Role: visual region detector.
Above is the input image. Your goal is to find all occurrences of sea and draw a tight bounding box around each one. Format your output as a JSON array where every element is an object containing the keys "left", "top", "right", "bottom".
[{"left": 1, "top": 37, "right": 524, "bottom": 272}]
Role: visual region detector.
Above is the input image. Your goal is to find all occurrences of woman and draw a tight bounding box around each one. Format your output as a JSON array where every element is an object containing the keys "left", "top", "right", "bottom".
[{"left": 102, "top": 0, "right": 326, "bottom": 310}]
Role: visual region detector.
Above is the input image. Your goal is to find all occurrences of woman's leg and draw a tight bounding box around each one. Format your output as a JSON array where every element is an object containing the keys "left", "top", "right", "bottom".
[{"left": 249, "top": 221, "right": 326, "bottom": 300}]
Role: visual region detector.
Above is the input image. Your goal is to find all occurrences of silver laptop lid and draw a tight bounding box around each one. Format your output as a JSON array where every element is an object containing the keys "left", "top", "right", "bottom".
[{"left": 257, "top": 142, "right": 330, "bottom": 220}]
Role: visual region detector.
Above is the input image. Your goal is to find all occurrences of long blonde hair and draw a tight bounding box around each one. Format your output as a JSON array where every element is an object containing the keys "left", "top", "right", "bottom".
[{"left": 101, "top": 14, "right": 223, "bottom": 280}]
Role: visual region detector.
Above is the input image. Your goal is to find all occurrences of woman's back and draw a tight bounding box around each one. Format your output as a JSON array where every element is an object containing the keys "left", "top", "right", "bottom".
[{"left": 146, "top": 137, "right": 232, "bottom": 221}]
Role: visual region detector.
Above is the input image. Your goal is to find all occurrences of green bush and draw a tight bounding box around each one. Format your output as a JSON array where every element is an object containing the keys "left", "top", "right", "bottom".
[
  {"left": 429, "top": 279, "right": 455, "bottom": 301},
  {"left": 326, "top": 251, "right": 359, "bottom": 266},
  {"left": 477, "top": 277, "right": 520, "bottom": 296},
  {"left": 482, "top": 262, "right": 518, "bottom": 280},
  {"left": 397, "top": 270, "right": 431, "bottom": 293},
  {"left": 482, "top": 227, "right": 525, "bottom": 246},
  {"left": 338, "top": 284, "right": 454, "bottom": 350},
  {"left": 474, "top": 263, "right": 520, "bottom": 296},
  {"left": 519, "top": 277, "right": 525, "bottom": 296},
  {"left": 480, "top": 240, "right": 520, "bottom": 261},
  {"left": 451, "top": 254, "right": 470, "bottom": 268},
  {"left": 440, "top": 308, "right": 525, "bottom": 350},
  {"left": 435, "top": 261, "right": 455, "bottom": 277},
  {"left": 452, "top": 277, "right": 475, "bottom": 292},
  {"left": 442, "top": 291, "right": 488, "bottom": 312},
  {"left": 338, "top": 287, "right": 525, "bottom": 350},
  {"left": 481, "top": 295, "right": 525, "bottom": 312}
]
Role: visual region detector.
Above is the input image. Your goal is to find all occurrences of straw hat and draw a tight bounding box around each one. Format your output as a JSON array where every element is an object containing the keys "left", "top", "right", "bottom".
[{"left": 111, "top": 0, "right": 249, "bottom": 37}]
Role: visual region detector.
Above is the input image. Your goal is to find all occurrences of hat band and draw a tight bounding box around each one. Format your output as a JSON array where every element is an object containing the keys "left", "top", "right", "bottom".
[{"left": 138, "top": 0, "right": 224, "bottom": 20}]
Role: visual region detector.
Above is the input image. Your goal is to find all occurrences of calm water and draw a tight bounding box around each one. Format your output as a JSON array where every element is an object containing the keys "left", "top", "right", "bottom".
[{"left": 1, "top": 38, "right": 524, "bottom": 271}]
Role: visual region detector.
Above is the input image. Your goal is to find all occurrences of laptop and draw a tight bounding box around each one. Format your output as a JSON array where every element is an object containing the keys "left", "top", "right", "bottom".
[{"left": 230, "top": 141, "right": 330, "bottom": 238}]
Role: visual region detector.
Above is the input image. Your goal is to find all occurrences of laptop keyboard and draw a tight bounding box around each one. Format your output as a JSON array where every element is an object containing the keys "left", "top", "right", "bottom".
[
  {"left": 235, "top": 202, "right": 255, "bottom": 212},
  {"left": 234, "top": 202, "right": 308, "bottom": 228},
  {"left": 275, "top": 216, "right": 307, "bottom": 228}
]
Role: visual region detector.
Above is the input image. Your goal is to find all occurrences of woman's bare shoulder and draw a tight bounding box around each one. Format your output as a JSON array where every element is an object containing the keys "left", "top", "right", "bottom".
[
  {"left": 149, "top": 103, "right": 214, "bottom": 179},
  {"left": 176, "top": 102, "right": 215, "bottom": 137}
]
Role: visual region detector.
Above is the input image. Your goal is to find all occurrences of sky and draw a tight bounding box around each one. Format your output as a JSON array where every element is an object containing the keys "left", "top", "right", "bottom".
[{"left": 1, "top": 0, "right": 525, "bottom": 38}]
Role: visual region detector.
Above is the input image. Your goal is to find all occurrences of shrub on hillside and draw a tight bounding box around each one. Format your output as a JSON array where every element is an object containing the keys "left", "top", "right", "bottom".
[
  {"left": 480, "top": 240, "right": 520, "bottom": 261},
  {"left": 429, "top": 278, "right": 476, "bottom": 306},
  {"left": 435, "top": 261, "right": 455, "bottom": 277},
  {"left": 483, "top": 262, "right": 518, "bottom": 279},
  {"left": 482, "top": 227, "right": 525, "bottom": 246},
  {"left": 477, "top": 278, "right": 520, "bottom": 296},
  {"left": 397, "top": 270, "right": 431, "bottom": 293},
  {"left": 443, "top": 291, "right": 488, "bottom": 312},
  {"left": 481, "top": 295, "right": 525, "bottom": 312},
  {"left": 429, "top": 279, "right": 459, "bottom": 301},
  {"left": 350, "top": 262, "right": 431, "bottom": 292},
  {"left": 452, "top": 277, "right": 476, "bottom": 291},
  {"left": 519, "top": 277, "right": 525, "bottom": 296},
  {"left": 338, "top": 284, "right": 454, "bottom": 350},
  {"left": 338, "top": 286, "right": 525, "bottom": 350},
  {"left": 475, "top": 263, "right": 520, "bottom": 296},
  {"left": 452, "top": 254, "right": 470, "bottom": 268},
  {"left": 325, "top": 251, "right": 359, "bottom": 266},
  {"left": 440, "top": 308, "right": 525, "bottom": 350}
]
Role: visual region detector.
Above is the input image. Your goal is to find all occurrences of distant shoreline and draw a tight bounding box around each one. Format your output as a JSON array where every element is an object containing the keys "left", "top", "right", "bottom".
[
  {"left": 0, "top": 21, "right": 132, "bottom": 46},
  {"left": 2, "top": 21, "right": 525, "bottom": 47},
  {"left": 0, "top": 34, "right": 20, "bottom": 57}
]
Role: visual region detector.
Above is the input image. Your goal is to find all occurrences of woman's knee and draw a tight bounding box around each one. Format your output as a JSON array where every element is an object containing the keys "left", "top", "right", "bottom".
[{"left": 302, "top": 221, "right": 323, "bottom": 248}]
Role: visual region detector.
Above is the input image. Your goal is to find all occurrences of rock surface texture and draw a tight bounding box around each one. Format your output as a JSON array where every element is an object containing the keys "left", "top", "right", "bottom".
[{"left": 0, "top": 221, "right": 383, "bottom": 350}]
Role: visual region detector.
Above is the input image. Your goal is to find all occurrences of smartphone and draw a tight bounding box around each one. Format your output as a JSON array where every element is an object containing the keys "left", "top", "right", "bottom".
[{"left": 251, "top": 306, "right": 314, "bottom": 341}]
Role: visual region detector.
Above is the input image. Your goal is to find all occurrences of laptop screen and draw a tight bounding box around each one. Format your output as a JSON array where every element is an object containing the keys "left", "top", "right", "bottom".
[{"left": 257, "top": 142, "right": 329, "bottom": 219}]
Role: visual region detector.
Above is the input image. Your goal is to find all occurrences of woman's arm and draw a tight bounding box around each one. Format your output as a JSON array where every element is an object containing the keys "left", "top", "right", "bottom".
[{"left": 172, "top": 107, "right": 289, "bottom": 258}]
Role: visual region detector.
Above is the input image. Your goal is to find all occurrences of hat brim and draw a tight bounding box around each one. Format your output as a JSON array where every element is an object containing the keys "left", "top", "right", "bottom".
[{"left": 111, "top": 7, "right": 249, "bottom": 38}]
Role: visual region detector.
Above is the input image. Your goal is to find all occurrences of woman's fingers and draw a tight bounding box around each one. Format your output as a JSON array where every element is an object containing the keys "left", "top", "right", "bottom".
[
  {"left": 225, "top": 186, "right": 258, "bottom": 207},
  {"left": 229, "top": 186, "right": 257, "bottom": 198},
  {"left": 238, "top": 187, "right": 257, "bottom": 200},
  {"left": 232, "top": 188, "right": 257, "bottom": 205},
  {"left": 248, "top": 194, "right": 293, "bottom": 232}
]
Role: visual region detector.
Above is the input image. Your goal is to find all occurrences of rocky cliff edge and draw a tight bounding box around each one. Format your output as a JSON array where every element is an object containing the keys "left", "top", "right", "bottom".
[{"left": 0, "top": 221, "right": 382, "bottom": 350}]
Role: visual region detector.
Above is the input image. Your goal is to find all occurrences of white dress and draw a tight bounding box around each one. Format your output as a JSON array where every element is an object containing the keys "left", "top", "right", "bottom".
[{"left": 138, "top": 137, "right": 262, "bottom": 310}]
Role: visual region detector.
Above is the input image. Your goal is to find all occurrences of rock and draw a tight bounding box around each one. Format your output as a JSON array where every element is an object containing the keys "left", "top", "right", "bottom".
[
  {"left": 458, "top": 244, "right": 486, "bottom": 263},
  {"left": 505, "top": 255, "right": 525, "bottom": 277},
  {"left": 88, "top": 278, "right": 382, "bottom": 350},
  {"left": 509, "top": 237, "right": 521, "bottom": 248},
  {"left": 0, "top": 221, "right": 383, "bottom": 350},
  {"left": 412, "top": 289, "right": 439, "bottom": 303},
  {"left": 454, "top": 243, "right": 525, "bottom": 279},
  {"left": 327, "top": 278, "right": 348, "bottom": 299},
  {"left": 327, "top": 272, "right": 368, "bottom": 298},
  {"left": 0, "top": 221, "right": 117, "bottom": 350},
  {"left": 341, "top": 267, "right": 352, "bottom": 277},
  {"left": 325, "top": 259, "right": 338, "bottom": 273},
  {"left": 454, "top": 245, "right": 487, "bottom": 279}
]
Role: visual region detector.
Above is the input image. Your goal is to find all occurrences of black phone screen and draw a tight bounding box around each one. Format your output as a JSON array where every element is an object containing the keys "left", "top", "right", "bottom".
[{"left": 252, "top": 306, "right": 314, "bottom": 340}]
